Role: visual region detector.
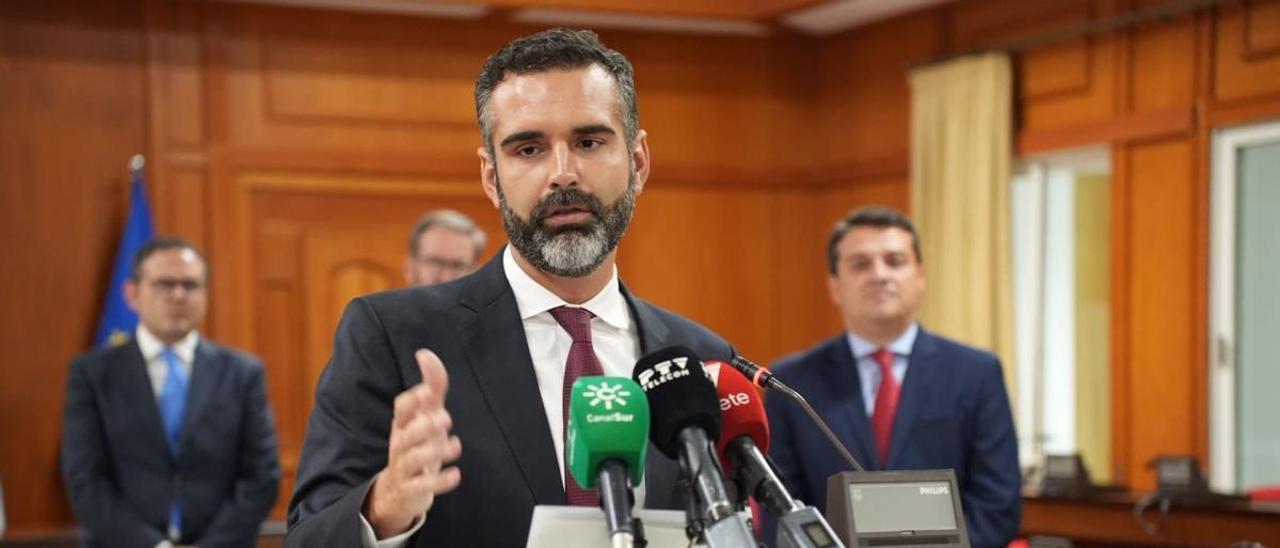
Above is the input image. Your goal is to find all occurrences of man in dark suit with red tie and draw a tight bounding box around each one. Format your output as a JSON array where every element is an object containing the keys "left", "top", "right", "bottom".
[
  {"left": 764, "top": 207, "right": 1021, "bottom": 548},
  {"left": 285, "top": 29, "right": 733, "bottom": 547}
]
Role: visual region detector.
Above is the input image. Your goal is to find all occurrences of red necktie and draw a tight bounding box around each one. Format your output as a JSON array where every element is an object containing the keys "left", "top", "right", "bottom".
[
  {"left": 549, "top": 306, "right": 604, "bottom": 507},
  {"left": 870, "top": 347, "right": 900, "bottom": 466}
]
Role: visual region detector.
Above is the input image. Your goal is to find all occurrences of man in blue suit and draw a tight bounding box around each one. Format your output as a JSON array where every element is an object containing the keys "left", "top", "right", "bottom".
[
  {"left": 61, "top": 237, "right": 280, "bottom": 547},
  {"left": 765, "top": 207, "right": 1020, "bottom": 547}
]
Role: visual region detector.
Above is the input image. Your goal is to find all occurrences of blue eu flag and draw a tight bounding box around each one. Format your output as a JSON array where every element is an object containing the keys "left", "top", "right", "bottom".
[{"left": 94, "top": 155, "right": 155, "bottom": 347}]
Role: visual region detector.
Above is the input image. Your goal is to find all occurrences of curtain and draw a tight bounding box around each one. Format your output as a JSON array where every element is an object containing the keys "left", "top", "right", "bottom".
[{"left": 908, "top": 52, "right": 1016, "bottom": 401}]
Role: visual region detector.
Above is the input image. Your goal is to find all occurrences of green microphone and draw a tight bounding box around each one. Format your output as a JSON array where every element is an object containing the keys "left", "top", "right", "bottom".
[{"left": 567, "top": 376, "right": 650, "bottom": 548}]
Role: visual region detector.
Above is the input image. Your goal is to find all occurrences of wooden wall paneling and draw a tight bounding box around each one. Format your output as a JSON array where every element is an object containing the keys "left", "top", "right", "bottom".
[
  {"left": 1126, "top": 12, "right": 1197, "bottom": 114},
  {"left": 1015, "top": 1, "right": 1205, "bottom": 151},
  {"left": 1202, "top": 0, "right": 1280, "bottom": 129},
  {"left": 769, "top": 189, "right": 841, "bottom": 362},
  {"left": 621, "top": 186, "right": 783, "bottom": 362},
  {"left": 166, "top": 170, "right": 211, "bottom": 252},
  {"left": 1203, "top": 96, "right": 1280, "bottom": 128},
  {"left": 1017, "top": 106, "right": 1193, "bottom": 154},
  {"left": 1020, "top": 37, "right": 1093, "bottom": 101},
  {"left": 215, "top": 5, "right": 509, "bottom": 170},
  {"left": 1242, "top": 0, "right": 1280, "bottom": 56},
  {"left": 203, "top": 5, "right": 821, "bottom": 187},
  {"left": 1118, "top": 137, "right": 1200, "bottom": 490},
  {"left": 457, "top": 0, "right": 766, "bottom": 19},
  {"left": 813, "top": 10, "right": 943, "bottom": 173},
  {"left": 1189, "top": 7, "right": 1216, "bottom": 472},
  {"left": 819, "top": 176, "right": 911, "bottom": 217},
  {"left": 302, "top": 226, "right": 404, "bottom": 395},
  {"left": 254, "top": 221, "right": 303, "bottom": 518},
  {"left": 203, "top": 8, "right": 254, "bottom": 349},
  {"left": 1018, "top": 30, "right": 1119, "bottom": 133},
  {"left": 1212, "top": 1, "right": 1280, "bottom": 104},
  {"left": 951, "top": 0, "right": 1093, "bottom": 49},
  {"left": 615, "top": 31, "right": 819, "bottom": 183},
  {"left": 1109, "top": 143, "right": 1133, "bottom": 485},
  {"left": 0, "top": 0, "right": 148, "bottom": 535},
  {"left": 145, "top": 0, "right": 211, "bottom": 249}
]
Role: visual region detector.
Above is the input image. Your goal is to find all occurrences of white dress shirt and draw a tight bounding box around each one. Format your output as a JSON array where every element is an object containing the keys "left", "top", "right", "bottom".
[
  {"left": 845, "top": 323, "right": 918, "bottom": 415},
  {"left": 362, "top": 248, "right": 643, "bottom": 546},
  {"left": 134, "top": 325, "right": 198, "bottom": 399}
]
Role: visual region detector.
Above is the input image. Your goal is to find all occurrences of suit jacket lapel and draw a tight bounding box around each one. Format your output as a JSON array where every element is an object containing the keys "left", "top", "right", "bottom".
[
  {"left": 622, "top": 284, "right": 669, "bottom": 356},
  {"left": 820, "top": 337, "right": 880, "bottom": 470},
  {"left": 886, "top": 329, "right": 938, "bottom": 468},
  {"left": 458, "top": 252, "right": 565, "bottom": 505},
  {"left": 118, "top": 339, "right": 173, "bottom": 462},
  {"left": 179, "top": 340, "right": 226, "bottom": 455},
  {"left": 622, "top": 287, "right": 680, "bottom": 509}
]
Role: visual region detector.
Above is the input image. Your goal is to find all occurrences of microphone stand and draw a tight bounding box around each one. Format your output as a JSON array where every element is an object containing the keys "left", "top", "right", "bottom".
[
  {"left": 598, "top": 460, "right": 640, "bottom": 548},
  {"left": 730, "top": 439, "right": 844, "bottom": 548},
  {"left": 730, "top": 356, "right": 863, "bottom": 472},
  {"left": 679, "top": 473, "right": 705, "bottom": 542}
]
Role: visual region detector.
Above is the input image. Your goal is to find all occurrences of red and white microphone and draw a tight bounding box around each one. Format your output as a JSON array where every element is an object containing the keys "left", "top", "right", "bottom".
[
  {"left": 703, "top": 361, "right": 770, "bottom": 474},
  {"left": 705, "top": 361, "right": 847, "bottom": 548},
  {"left": 705, "top": 362, "right": 796, "bottom": 510}
]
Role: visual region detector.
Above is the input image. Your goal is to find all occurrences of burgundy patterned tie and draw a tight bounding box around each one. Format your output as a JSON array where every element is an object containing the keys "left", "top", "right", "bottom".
[{"left": 549, "top": 306, "right": 604, "bottom": 506}]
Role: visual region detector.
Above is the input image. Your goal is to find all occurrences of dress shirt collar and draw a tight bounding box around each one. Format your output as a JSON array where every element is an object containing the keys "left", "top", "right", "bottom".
[
  {"left": 846, "top": 322, "right": 919, "bottom": 360},
  {"left": 502, "top": 246, "right": 631, "bottom": 330},
  {"left": 135, "top": 324, "right": 199, "bottom": 364}
]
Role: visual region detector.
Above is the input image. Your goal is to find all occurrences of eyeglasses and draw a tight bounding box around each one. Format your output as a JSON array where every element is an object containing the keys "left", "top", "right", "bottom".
[
  {"left": 146, "top": 278, "right": 205, "bottom": 294},
  {"left": 415, "top": 256, "right": 473, "bottom": 274}
]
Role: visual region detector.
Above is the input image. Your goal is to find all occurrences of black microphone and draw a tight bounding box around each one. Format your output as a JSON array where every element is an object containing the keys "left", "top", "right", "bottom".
[
  {"left": 728, "top": 355, "right": 864, "bottom": 472},
  {"left": 633, "top": 347, "right": 757, "bottom": 548}
]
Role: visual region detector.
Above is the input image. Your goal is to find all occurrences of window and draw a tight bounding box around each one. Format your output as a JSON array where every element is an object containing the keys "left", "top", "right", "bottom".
[
  {"left": 1209, "top": 120, "right": 1280, "bottom": 493},
  {"left": 1011, "top": 147, "right": 1111, "bottom": 482}
]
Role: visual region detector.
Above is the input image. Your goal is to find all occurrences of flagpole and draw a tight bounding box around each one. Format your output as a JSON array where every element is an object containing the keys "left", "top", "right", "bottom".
[{"left": 130, "top": 153, "right": 145, "bottom": 174}]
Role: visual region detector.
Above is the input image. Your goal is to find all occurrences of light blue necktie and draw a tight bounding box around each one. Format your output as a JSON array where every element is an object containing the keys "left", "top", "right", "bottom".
[{"left": 159, "top": 348, "right": 188, "bottom": 537}]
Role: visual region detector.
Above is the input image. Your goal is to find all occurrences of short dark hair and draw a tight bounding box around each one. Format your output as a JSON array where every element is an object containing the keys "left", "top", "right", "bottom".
[
  {"left": 129, "top": 236, "right": 206, "bottom": 282},
  {"left": 827, "top": 206, "right": 923, "bottom": 274},
  {"left": 474, "top": 28, "right": 639, "bottom": 155},
  {"left": 407, "top": 209, "right": 487, "bottom": 261}
]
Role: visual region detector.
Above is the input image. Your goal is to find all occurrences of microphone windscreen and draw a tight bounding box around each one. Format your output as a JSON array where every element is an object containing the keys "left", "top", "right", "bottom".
[
  {"left": 566, "top": 376, "right": 649, "bottom": 489},
  {"left": 632, "top": 346, "right": 720, "bottom": 459},
  {"left": 709, "top": 362, "right": 770, "bottom": 469}
]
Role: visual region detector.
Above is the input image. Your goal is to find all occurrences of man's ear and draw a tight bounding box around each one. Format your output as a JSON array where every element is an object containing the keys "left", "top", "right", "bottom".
[
  {"left": 630, "top": 129, "right": 650, "bottom": 196},
  {"left": 826, "top": 274, "right": 843, "bottom": 308},
  {"left": 403, "top": 256, "right": 415, "bottom": 286},
  {"left": 478, "top": 146, "right": 500, "bottom": 209},
  {"left": 123, "top": 280, "right": 140, "bottom": 312}
]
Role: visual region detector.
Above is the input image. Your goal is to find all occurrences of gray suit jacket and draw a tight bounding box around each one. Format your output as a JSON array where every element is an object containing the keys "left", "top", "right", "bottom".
[
  {"left": 287, "top": 250, "right": 733, "bottom": 547},
  {"left": 61, "top": 337, "right": 280, "bottom": 548}
]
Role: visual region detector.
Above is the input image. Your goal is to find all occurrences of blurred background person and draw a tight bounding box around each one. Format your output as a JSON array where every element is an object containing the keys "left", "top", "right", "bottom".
[
  {"left": 403, "top": 209, "right": 487, "bottom": 286},
  {"left": 765, "top": 207, "right": 1020, "bottom": 547},
  {"left": 61, "top": 237, "right": 280, "bottom": 548}
]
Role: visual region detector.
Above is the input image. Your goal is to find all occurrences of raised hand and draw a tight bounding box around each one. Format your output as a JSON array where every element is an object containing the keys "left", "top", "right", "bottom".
[{"left": 363, "top": 349, "right": 463, "bottom": 538}]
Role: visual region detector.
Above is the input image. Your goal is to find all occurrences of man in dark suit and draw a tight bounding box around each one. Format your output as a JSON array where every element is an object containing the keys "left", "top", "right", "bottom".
[
  {"left": 61, "top": 237, "right": 280, "bottom": 548},
  {"left": 286, "top": 29, "right": 733, "bottom": 547},
  {"left": 764, "top": 207, "right": 1020, "bottom": 547}
]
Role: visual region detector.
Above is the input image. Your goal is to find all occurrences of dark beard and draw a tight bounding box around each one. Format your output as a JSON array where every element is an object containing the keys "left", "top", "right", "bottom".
[{"left": 497, "top": 173, "right": 638, "bottom": 278}]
